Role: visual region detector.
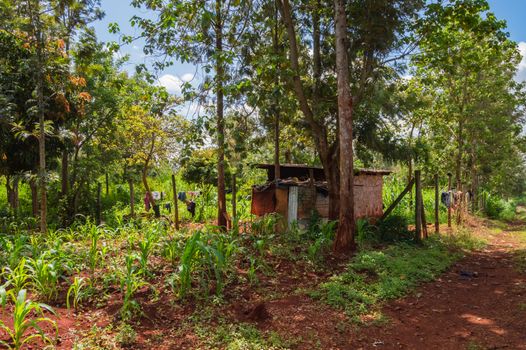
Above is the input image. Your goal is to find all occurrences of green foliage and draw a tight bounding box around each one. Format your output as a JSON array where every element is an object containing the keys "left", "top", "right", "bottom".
[
  {"left": 376, "top": 215, "right": 412, "bottom": 243},
  {"left": 0, "top": 289, "right": 58, "bottom": 350},
  {"left": 483, "top": 192, "right": 517, "bottom": 221},
  {"left": 115, "top": 323, "right": 137, "bottom": 347}
]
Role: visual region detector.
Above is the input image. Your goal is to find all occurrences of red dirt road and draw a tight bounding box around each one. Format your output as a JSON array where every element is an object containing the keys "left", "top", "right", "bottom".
[{"left": 351, "top": 223, "right": 526, "bottom": 350}]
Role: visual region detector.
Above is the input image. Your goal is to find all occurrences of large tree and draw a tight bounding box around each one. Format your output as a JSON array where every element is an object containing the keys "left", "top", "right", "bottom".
[{"left": 131, "top": 0, "right": 253, "bottom": 228}]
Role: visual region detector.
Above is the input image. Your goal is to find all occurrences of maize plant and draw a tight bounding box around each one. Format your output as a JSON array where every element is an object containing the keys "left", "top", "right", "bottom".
[{"left": 0, "top": 288, "right": 58, "bottom": 350}]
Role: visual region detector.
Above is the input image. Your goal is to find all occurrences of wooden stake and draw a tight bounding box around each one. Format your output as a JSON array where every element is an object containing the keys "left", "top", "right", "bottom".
[
  {"left": 421, "top": 194, "right": 428, "bottom": 239},
  {"left": 415, "top": 170, "right": 422, "bottom": 242},
  {"left": 171, "top": 174, "right": 179, "bottom": 230},
  {"left": 232, "top": 173, "right": 237, "bottom": 228},
  {"left": 381, "top": 178, "right": 415, "bottom": 221},
  {"left": 434, "top": 174, "right": 439, "bottom": 234}
]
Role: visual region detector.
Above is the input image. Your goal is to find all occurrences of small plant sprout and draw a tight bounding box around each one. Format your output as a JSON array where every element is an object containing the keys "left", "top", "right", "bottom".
[{"left": 67, "top": 277, "right": 88, "bottom": 310}]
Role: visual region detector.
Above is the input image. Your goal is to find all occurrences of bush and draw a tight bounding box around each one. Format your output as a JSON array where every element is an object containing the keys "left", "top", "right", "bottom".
[
  {"left": 376, "top": 215, "right": 412, "bottom": 242},
  {"left": 484, "top": 194, "right": 516, "bottom": 221}
]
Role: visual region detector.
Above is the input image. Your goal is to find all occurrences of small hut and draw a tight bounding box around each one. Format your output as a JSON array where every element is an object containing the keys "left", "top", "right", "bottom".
[{"left": 251, "top": 164, "right": 391, "bottom": 227}]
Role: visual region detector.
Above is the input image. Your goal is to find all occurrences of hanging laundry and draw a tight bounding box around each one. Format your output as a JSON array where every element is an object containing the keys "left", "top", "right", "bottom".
[
  {"left": 441, "top": 192, "right": 450, "bottom": 208},
  {"left": 187, "top": 201, "right": 196, "bottom": 217},
  {"left": 178, "top": 192, "right": 187, "bottom": 202},
  {"left": 188, "top": 191, "right": 200, "bottom": 198}
]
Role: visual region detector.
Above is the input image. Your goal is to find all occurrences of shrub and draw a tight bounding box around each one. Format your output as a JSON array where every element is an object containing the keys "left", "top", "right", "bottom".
[{"left": 376, "top": 215, "right": 412, "bottom": 242}]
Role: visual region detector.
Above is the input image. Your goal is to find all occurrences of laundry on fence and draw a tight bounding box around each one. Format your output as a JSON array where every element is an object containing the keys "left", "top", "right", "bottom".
[{"left": 178, "top": 192, "right": 186, "bottom": 202}]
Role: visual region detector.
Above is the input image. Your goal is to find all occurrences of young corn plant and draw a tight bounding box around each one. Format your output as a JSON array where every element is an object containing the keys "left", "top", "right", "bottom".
[
  {"left": 137, "top": 230, "right": 158, "bottom": 277},
  {"left": 28, "top": 256, "right": 59, "bottom": 303},
  {"left": 2, "top": 258, "right": 31, "bottom": 296},
  {"left": 85, "top": 222, "right": 105, "bottom": 278},
  {"left": 0, "top": 288, "right": 58, "bottom": 350},
  {"left": 177, "top": 231, "right": 201, "bottom": 299},
  {"left": 162, "top": 238, "right": 181, "bottom": 266},
  {"left": 120, "top": 254, "right": 147, "bottom": 321},
  {"left": 66, "top": 277, "right": 88, "bottom": 310}
]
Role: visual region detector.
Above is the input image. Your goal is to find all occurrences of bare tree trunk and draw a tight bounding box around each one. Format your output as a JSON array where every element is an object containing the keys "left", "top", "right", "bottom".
[
  {"left": 129, "top": 178, "right": 135, "bottom": 217},
  {"left": 36, "top": 14, "right": 47, "bottom": 233},
  {"left": 142, "top": 134, "right": 156, "bottom": 207},
  {"left": 273, "top": 2, "right": 281, "bottom": 181},
  {"left": 333, "top": 0, "right": 355, "bottom": 253},
  {"left": 456, "top": 118, "right": 463, "bottom": 190},
  {"left": 61, "top": 149, "right": 68, "bottom": 196},
  {"left": 215, "top": 0, "right": 227, "bottom": 229},
  {"left": 30, "top": 179, "right": 39, "bottom": 217}
]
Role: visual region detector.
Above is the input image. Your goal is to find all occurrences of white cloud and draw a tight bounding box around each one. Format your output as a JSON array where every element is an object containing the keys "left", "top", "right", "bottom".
[
  {"left": 157, "top": 74, "right": 184, "bottom": 94},
  {"left": 181, "top": 73, "right": 194, "bottom": 82},
  {"left": 517, "top": 42, "right": 526, "bottom": 82}
]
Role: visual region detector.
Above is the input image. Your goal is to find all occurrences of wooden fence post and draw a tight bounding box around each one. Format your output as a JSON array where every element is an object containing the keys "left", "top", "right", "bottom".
[
  {"left": 415, "top": 170, "right": 422, "bottom": 242},
  {"left": 434, "top": 174, "right": 439, "bottom": 234},
  {"left": 447, "top": 173, "right": 452, "bottom": 229},
  {"left": 172, "top": 174, "right": 179, "bottom": 230},
  {"left": 381, "top": 178, "right": 415, "bottom": 221}
]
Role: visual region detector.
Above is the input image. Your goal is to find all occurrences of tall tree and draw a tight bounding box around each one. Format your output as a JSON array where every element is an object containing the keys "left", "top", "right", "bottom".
[
  {"left": 333, "top": 0, "right": 355, "bottom": 252},
  {"left": 131, "top": 0, "right": 252, "bottom": 228}
]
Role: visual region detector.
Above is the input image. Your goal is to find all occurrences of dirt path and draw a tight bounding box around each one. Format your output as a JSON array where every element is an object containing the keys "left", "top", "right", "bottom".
[{"left": 351, "top": 222, "right": 526, "bottom": 350}]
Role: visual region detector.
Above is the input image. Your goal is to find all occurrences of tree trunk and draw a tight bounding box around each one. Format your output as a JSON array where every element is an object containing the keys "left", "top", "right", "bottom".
[
  {"left": 333, "top": 0, "right": 355, "bottom": 253},
  {"left": 273, "top": 2, "right": 281, "bottom": 181},
  {"left": 232, "top": 173, "right": 237, "bottom": 221},
  {"left": 129, "top": 178, "right": 135, "bottom": 217},
  {"left": 61, "top": 149, "right": 68, "bottom": 197},
  {"left": 456, "top": 118, "right": 463, "bottom": 190},
  {"left": 34, "top": 3, "right": 47, "bottom": 233},
  {"left": 30, "top": 179, "right": 39, "bottom": 217},
  {"left": 215, "top": 0, "right": 227, "bottom": 229},
  {"left": 105, "top": 173, "right": 109, "bottom": 196},
  {"left": 142, "top": 135, "right": 156, "bottom": 207}
]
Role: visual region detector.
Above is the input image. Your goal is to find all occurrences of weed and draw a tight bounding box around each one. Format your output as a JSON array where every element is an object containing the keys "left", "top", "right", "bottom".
[{"left": 115, "top": 323, "right": 137, "bottom": 347}]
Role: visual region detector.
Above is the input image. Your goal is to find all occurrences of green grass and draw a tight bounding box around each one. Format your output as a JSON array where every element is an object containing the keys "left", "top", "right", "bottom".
[
  {"left": 194, "top": 321, "right": 295, "bottom": 350},
  {"left": 309, "top": 233, "right": 484, "bottom": 322}
]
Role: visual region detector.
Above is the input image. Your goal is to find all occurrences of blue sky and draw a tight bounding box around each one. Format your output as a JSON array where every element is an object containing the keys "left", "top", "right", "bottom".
[{"left": 92, "top": 0, "right": 526, "bottom": 91}]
